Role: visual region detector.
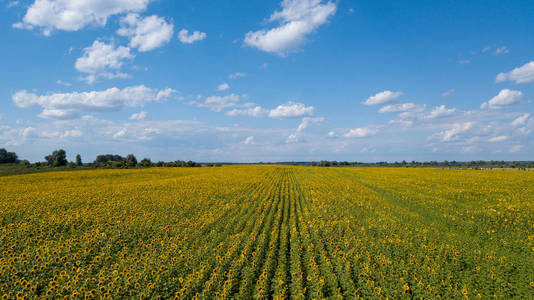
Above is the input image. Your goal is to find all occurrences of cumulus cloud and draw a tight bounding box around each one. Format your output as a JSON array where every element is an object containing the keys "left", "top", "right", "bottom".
[
  {"left": 438, "top": 122, "right": 473, "bottom": 142},
  {"left": 13, "top": 0, "right": 151, "bottom": 35},
  {"left": 196, "top": 94, "right": 242, "bottom": 112},
  {"left": 441, "top": 89, "right": 455, "bottom": 98},
  {"left": 481, "top": 89, "right": 523, "bottom": 110},
  {"left": 177, "top": 29, "right": 206, "bottom": 44},
  {"left": 56, "top": 80, "right": 71, "bottom": 86},
  {"left": 217, "top": 83, "right": 230, "bottom": 91},
  {"left": 75, "top": 40, "right": 134, "bottom": 84},
  {"left": 286, "top": 117, "right": 324, "bottom": 143},
  {"left": 229, "top": 72, "right": 246, "bottom": 79},
  {"left": 129, "top": 111, "right": 147, "bottom": 120},
  {"left": 243, "top": 136, "right": 255, "bottom": 145},
  {"left": 226, "top": 106, "right": 268, "bottom": 118},
  {"left": 113, "top": 128, "right": 127, "bottom": 139},
  {"left": 494, "top": 46, "right": 509, "bottom": 55},
  {"left": 226, "top": 102, "right": 317, "bottom": 120},
  {"left": 117, "top": 14, "right": 174, "bottom": 52},
  {"left": 343, "top": 127, "right": 377, "bottom": 138},
  {"left": 511, "top": 113, "right": 530, "bottom": 127},
  {"left": 62, "top": 129, "right": 82, "bottom": 138},
  {"left": 509, "top": 145, "right": 523, "bottom": 153},
  {"left": 22, "top": 127, "right": 37, "bottom": 138},
  {"left": 378, "top": 103, "right": 416, "bottom": 113},
  {"left": 6, "top": 1, "right": 19, "bottom": 8},
  {"left": 244, "top": 0, "right": 337, "bottom": 56},
  {"left": 296, "top": 117, "right": 324, "bottom": 132},
  {"left": 362, "top": 90, "right": 403, "bottom": 106},
  {"left": 496, "top": 61, "right": 534, "bottom": 84},
  {"left": 488, "top": 135, "right": 508, "bottom": 142},
  {"left": 12, "top": 85, "right": 174, "bottom": 119},
  {"left": 425, "top": 105, "right": 457, "bottom": 119},
  {"left": 269, "top": 101, "right": 315, "bottom": 119}
]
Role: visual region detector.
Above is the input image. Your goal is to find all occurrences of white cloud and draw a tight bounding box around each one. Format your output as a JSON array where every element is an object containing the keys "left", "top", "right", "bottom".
[
  {"left": 496, "top": 61, "right": 534, "bottom": 84},
  {"left": 268, "top": 101, "right": 314, "bottom": 119},
  {"left": 6, "top": 1, "right": 19, "bottom": 8},
  {"left": 244, "top": 0, "right": 337, "bottom": 56},
  {"left": 226, "top": 106, "right": 268, "bottom": 118},
  {"left": 229, "top": 72, "right": 246, "bottom": 79},
  {"left": 113, "top": 128, "right": 127, "bottom": 139},
  {"left": 56, "top": 80, "right": 71, "bottom": 86},
  {"left": 13, "top": 85, "right": 174, "bottom": 119},
  {"left": 481, "top": 89, "right": 523, "bottom": 110},
  {"left": 343, "top": 127, "right": 377, "bottom": 138},
  {"left": 488, "top": 135, "right": 508, "bottom": 142},
  {"left": 117, "top": 14, "right": 174, "bottom": 52},
  {"left": 286, "top": 117, "right": 324, "bottom": 143},
  {"left": 129, "top": 111, "right": 147, "bottom": 120},
  {"left": 14, "top": 0, "right": 151, "bottom": 35},
  {"left": 494, "top": 46, "right": 509, "bottom": 55},
  {"left": 438, "top": 122, "right": 473, "bottom": 142},
  {"left": 177, "top": 29, "right": 207, "bottom": 44},
  {"left": 62, "top": 129, "right": 82, "bottom": 138},
  {"left": 75, "top": 40, "right": 134, "bottom": 84},
  {"left": 441, "top": 89, "right": 455, "bottom": 98},
  {"left": 425, "top": 105, "right": 457, "bottom": 119},
  {"left": 22, "top": 127, "right": 37, "bottom": 138},
  {"left": 509, "top": 145, "right": 522, "bottom": 153},
  {"left": 296, "top": 117, "right": 324, "bottom": 132},
  {"left": 388, "top": 119, "right": 413, "bottom": 127},
  {"left": 197, "top": 94, "right": 241, "bottom": 112},
  {"left": 217, "top": 83, "right": 230, "bottom": 91},
  {"left": 362, "top": 90, "right": 403, "bottom": 106},
  {"left": 225, "top": 102, "right": 317, "bottom": 120},
  {"left": 378, "top": 103, "right": 416, "bottom": 113},
  {"left": 511, "top": 113, "right": 530, "bottom": 127},
  {"left": 243, "top": 136, "right": 254, "bottom": 145},
  {"left": 285, "top": 133, "right": 299, "bottom": 143}
]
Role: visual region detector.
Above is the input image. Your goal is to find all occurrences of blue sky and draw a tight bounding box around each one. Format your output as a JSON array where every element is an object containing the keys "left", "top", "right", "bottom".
[{"left": 1, "top": 0, "right": 533, "bottom": 162}]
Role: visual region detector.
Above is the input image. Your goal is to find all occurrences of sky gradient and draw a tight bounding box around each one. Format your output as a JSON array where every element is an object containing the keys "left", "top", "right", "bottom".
[{"left": 1, "top": 0, "right": 533, "bottom": 162}]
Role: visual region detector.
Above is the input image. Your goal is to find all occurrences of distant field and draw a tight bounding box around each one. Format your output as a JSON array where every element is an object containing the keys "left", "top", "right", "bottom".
[
  {"left": 1, "top": 166, "right": 533, "bottom": 298},
  {"left": 0, "top": 164, "right": 89, "bottom": 177}
]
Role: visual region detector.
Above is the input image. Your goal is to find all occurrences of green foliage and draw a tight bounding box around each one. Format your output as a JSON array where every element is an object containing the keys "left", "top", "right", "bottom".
[
  {"left": 0, "top": 148, "right": 18, "bottom": 164},
  {"left": 94, "top": 154, "right": 124, "bottom": 164},
  {"left": 125, "top": 154, "right": 137, "bottom": 167},
  {"left": 139, "top": 158, "right": 152, "bottom": 168},
  {"left": 44, "top": 149, "right": 68, "bottom": 167}
]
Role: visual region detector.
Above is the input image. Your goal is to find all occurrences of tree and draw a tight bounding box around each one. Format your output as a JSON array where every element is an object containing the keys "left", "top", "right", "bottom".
[
  {"left": 139, "top": 158, "right": 152, "bottom": 168},
  {"left": 125, "top": 154, "right": 137, "bottom": 167},
  {"left": 45, "top": 149, "right": 68, "bottom": 167},
  {"left": 76, "top": 154, "right": 83, "bottom": 166},
  {"left": 0, "top": 148, "right": 18, "bottom": 164},
  {"left": 95, "top": 154, "right": 124, "bottom": 164},
  {"left": 186, "top": 160, "right": 198, "bottom": 167}
]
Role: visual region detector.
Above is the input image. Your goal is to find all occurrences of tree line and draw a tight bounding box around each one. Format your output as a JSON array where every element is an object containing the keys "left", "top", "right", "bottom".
[
  {"left": 306, "top": 160, "right": 534, "bottom": 169},
  {"left": 0, "top": 148, "right": 221, "bottom": 169},
  {"left": 1, "top": 148, "right": 532, "bottom": 170}
]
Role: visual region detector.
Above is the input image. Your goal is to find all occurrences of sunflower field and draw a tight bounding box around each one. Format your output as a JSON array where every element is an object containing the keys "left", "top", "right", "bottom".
[{"left": 1, "top": 166, "right": 533, "bottom": 299}]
